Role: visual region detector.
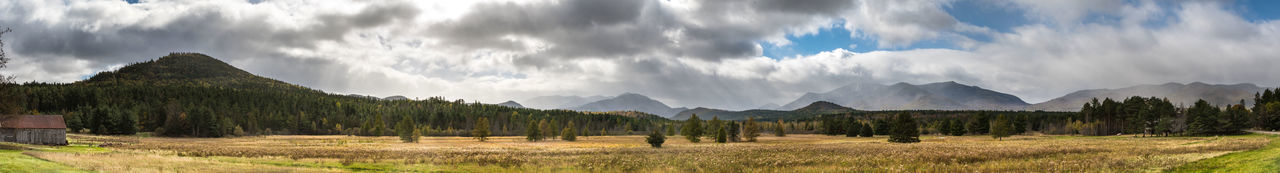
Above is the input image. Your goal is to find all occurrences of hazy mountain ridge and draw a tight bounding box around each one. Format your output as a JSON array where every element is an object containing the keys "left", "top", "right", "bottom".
[
  {"left": 569, "top": 93, "right": 688, "bottom": 118},
  {"left": 522, "top": 95, "right": 610, "bottom": 109},
  {"left": 671, "top": 101, "right": 856, "bottom": 120},
  {"left": 780, "top": 81, "right": 1030, "bottom": 111},
  {"left": 1029, "top": 82, "right": 1264, "bottom": 111}
]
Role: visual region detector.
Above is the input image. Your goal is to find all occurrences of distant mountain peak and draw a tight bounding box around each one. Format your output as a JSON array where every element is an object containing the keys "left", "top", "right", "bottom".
[
  {"left": 383, "top": 95, "right": 410, "bottom": 101},
  {"left": 570, "top": 93, "right": 685, "bottom": 118},
  {"left": 795, "top": 101, "right": 850, "bottom": 112},
  {"left": 498, "top": 100, "right": 525, "bottom": 108},
  {"left": 79, "top": 52, "right": 312, "bottom": 92}
]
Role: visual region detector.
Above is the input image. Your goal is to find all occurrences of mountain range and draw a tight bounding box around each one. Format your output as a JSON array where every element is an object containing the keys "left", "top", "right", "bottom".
[
  {"left": 531, "top": 81, "right": 1269, "bottom": 116},
  {"left": 779, "top": 81, "right": 1031, "bottom": 111},
  {"left": 1028, "top": 82, "right": 1264, "bottom": 111},
  {"left": 671, "top": 101, "right": 856, "bottom": 120}
]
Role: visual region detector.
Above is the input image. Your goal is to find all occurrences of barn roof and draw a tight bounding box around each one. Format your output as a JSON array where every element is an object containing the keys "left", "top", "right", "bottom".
[{"left": 0, "top": 115, "right": 67, "bottom": 129}]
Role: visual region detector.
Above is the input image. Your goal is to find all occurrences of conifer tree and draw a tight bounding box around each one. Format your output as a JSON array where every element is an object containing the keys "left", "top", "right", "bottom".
[
  {"left": 948, "top": 119, "right": 966, "bottom": 136},
  {"left": 888, "top": 113, "right": 920, "bottom": 143},
  {"left": 646, "top": 127, "right": 666, "bottom": 148},
  {"left": 774, "top": 119, "right": 787, "bottom": 137},
  {"left": 707, "top": 116, "right": 722, "bottom": 139},
  {"left": 846, "top": 118, "right": 859, "bottom": 137},
  {"left": 859, "top": 123, "right": 874, "bottom": 137},
  {"left": 397, "top": 116, "right": 416, "bottom": 143},
  {"left": 537, "top": 119, "right": 552, "bottom": 139},
  {"left": 744, "top": 117, "right": 760, "bottom": 142},
  {"left": 682, "top": 114, "right": 703, "bottom": 142},
  {"left": 715, "top": 125, "right": 727, "bottom": 143},
  {"left": 526, "top": 121, "right": 541, "bottom": 142},
  {"left": 990, "top": 115, "right": 1012, "bottom": 141},
  {"left": 873, "top": 119, "right": 891, "bottom": 135},
  {"left": 1187, "top": 100, "right": 1222, "bottom": 135},
  {"left": 473, "top": 117, "right": 490, "bottom": 142},
  {"left": 561, "top": 121, "right": 577, "bottom": 141}
]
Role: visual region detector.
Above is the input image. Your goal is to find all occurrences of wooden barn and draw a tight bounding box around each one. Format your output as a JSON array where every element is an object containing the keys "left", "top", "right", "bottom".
[{"left": 0, "top": 115, "right": 68, "bottom": 145}]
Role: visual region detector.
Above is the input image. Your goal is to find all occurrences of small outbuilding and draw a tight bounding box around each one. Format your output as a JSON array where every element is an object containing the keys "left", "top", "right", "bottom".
[{"left": 0, "top": 115, "right": 68, "bottom": 145}]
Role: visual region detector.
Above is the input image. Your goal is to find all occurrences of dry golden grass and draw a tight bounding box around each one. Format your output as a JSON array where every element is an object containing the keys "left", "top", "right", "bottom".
[{"left": 30, "top": 134, "right": 1271, "bottom": 172}]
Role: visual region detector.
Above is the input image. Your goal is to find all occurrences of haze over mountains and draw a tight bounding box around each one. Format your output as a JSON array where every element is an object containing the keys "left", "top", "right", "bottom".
[
  {"left": 513, "top": 81, "right": 1270, "bottom": 116},
  {"left": 672, "top": 101, "right": 856, "bottom": 120},
  {"left": 779, "top": 81, "right": 1031, "bottom": 111},
  {"left": 1028, "top": 82, "right": 1265, "bottom": 111}
]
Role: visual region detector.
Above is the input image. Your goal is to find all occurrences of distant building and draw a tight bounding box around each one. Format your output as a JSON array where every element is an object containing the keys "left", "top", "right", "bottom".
[{"left": 0, "top": 115, "right": 68, "bottom": 145}]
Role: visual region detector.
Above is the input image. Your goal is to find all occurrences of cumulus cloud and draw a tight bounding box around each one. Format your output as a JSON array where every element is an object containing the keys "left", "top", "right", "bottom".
[{"left": 1, "top": 0, "right": 1277, "bottom": 110}]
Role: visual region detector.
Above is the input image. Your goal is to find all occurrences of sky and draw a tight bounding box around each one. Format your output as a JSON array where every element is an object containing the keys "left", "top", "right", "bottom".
[{"left": 1, "top": 0, "right": 1278, "bottom": 110}]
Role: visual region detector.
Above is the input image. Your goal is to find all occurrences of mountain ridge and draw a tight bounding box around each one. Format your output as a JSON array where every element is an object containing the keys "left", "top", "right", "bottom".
[
  {"left": 1029, "top": 82, "right": 1263, "bottom": 111},
  {"left": 779, "top": 81, "right": 1029, "bottom": 111},
  {"left": 671, "top": 101, "right": 856, "bottom": 121}
]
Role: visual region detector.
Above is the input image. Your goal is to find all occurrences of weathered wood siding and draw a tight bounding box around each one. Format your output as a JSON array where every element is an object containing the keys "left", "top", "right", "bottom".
[{"left": 0, "top": 128, "right": 68, "bottom": 145}]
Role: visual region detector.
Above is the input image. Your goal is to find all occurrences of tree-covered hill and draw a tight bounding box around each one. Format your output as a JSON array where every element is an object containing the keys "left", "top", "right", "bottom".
[{"left": 9, "top": 53, "right": 667, "bottom": 137}]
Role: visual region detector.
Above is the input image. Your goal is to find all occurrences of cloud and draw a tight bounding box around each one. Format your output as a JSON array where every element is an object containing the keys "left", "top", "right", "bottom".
[{"left": 1, "top": 0, "right": 1278, "bottom": 110}]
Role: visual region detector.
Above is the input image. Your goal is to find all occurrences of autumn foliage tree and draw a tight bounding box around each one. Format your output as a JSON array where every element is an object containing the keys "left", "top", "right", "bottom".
[
  {"left": 473, "top": 117, "right": 490, "bottom": 142},
  {"left": 743, "top": 117, "right": 760, "bottom": 142}
]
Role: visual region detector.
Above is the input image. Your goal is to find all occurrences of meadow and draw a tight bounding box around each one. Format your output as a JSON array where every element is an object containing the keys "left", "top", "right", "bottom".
[{"left": 2, "top": 133, "right": 1276, "bottom": 172}]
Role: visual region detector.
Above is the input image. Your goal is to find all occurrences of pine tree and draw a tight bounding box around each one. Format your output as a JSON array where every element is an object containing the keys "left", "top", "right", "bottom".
[
  {"left": 526, "top": 121, "right": 541, "bottom": 142},
  {"left": 539, "top": 119, "right": 552, "bottom": 140},
  {"left": 682, "top": 114, "right": 704, "bottom": 142},
  {"left": 473, "top": 117, "right": 490, "bottom": 142},
  {"left": 888, "top": 113, "right": 920, "bottom": 143},
  {"left": 873, "top": 119, "right": 890, "bottom": 135},
  {"left": 1011, "top": 114, "right": 1027, "bottom": 134},
  {"left": 706, "top": 116, "right": 722, "bottom": 140},
  {"left": 774, "top": 119, "right": 786, "bottom": 137},
  {"left": 845, "top": 118, "right": 859, "bottom": 137},
  {"left": 990, "top": 114, "right": 1012, "bottom": 141},
  {"left": 1187, "top": 100, "right": 1222, "bottom": 135},
  {"left": 397, "top": 116, "right": 416, "bottom": 143},
  {"left": 646, "top": 128, "right": 666, "bottom": 148},
  {"left": 743, "top": 117, "right": 760, "bottom": 142},
  {"left": 561, "top": 121, "right": 577, "bottom": 141},
  {"left": 714, "top": 125, "right": 727, "bottom": 143},
  {"left": 859, "top": 123, "right": 874, "bottom": 137},
  {"left": 118, "top": 111, "right": 138, "bottom": 135},
  {"left": 966, "top": 113, "right": 991, "bottom": 134},
  {"left": 948, "top": 119, "right": 965, "bottom": 136}
]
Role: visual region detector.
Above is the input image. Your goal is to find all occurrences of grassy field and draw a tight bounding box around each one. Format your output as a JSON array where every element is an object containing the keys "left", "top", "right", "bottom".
[
  {"left": 1168, "top": 134, "right": 1280, "bottom": 172},
  {"left": 4, "top": 134, "right": 1275, "bottom": 172}
]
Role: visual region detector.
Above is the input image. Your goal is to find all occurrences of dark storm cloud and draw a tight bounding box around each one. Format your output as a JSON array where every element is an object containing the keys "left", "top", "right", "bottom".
[{"left": 9, "top": 1, "right": 418, "bottom": 68}]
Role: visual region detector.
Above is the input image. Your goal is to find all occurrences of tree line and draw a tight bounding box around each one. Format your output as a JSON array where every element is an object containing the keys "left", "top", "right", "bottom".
[{"left": 9, "top": 83, "right": 668, "bottom": 138}]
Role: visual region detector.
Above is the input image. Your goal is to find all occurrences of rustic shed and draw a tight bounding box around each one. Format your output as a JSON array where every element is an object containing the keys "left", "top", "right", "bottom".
[{"left": 0, "top": 115, "right": 68, "bottom": 145}]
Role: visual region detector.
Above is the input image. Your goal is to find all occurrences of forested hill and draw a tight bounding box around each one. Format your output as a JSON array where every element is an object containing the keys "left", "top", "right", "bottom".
[
  {"left": 11, "top": 53, "right": 667, "bottom": 137},
  {"left": 81, "top": 53, "right": 312, "bottom": 92}
]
